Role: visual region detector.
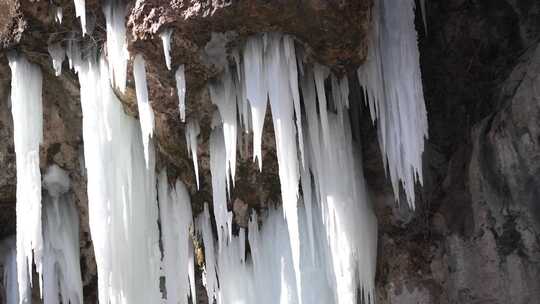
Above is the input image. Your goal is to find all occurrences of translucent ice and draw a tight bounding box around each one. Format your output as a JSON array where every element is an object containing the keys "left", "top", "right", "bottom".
[
  {"left": 158, "top": 171, "right": 196, "bottom": 304},
  {"left": 175, "top": 65, "right": 186, "bottom": 122},
  {"left": 160, "top": 28, "right": 173, "bottom": 70},
  {"left": 357, "top": 0, "right": 427, "bottom": 208},
  {"left": 185, "top": 119, "right": 200, "bottom": 189},
  {"left": 103, "top": 0, "right": 129, "bottom": 92},
  {"left": 133, "top": 54, "right": 155, "bottom": 167},
  {"left": 47, "top": 43, "right": 65, "bottom": 77},
  {"left": 42, "top": 165, "right": 83, "bottom": 304}
]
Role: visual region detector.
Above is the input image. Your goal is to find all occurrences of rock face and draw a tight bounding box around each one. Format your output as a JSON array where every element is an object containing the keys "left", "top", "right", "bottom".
[
  {"left": 0, "top": 0, "right": 538, "bottom": 303},
  {"left": 374, "top": 1, "right": 540, "bottom": 303}
]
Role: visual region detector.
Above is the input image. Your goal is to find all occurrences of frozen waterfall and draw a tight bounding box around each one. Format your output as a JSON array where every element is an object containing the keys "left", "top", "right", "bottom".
[{"left": 4, "top": 1, "right": 428, "bottom": 303}]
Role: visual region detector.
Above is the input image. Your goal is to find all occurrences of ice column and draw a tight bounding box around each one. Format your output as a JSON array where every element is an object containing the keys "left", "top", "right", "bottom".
[
  {"left": 209, "top": 68, "right": 238, "bottom": 190},
  {"left": 265, "top": 34, "right": 302, "bottom": 304},
  {"left": 208, "top": 115, "right": 234, "bottom": 243},
  {"left": 8, "top": 54, "right": 43, "bottom": 304},
  {"left": 175, "top": 65, "right": 186, "bottom": 122},
  {"left": 185, "top": 119, "right": 200, "bottom": 189},
  {"left": 77, "top": 55, "right": 161, "bottom": 304},
  {"left": 242, "top": 36, "right": 268, "bottom": 170}
]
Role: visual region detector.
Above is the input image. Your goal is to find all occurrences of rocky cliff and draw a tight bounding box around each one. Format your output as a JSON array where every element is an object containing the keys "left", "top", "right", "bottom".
[{"left": 0, "top": 0, "right": 539, "bottom": 303}]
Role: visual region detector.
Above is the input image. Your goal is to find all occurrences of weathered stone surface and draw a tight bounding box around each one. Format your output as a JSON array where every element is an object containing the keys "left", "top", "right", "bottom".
[{"left": 374, "top": 1, "right": 540, "bottom": 303}]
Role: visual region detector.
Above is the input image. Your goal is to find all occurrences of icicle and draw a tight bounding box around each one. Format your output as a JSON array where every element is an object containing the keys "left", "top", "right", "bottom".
[
  {"left": 340, "top": 77, "right": 350, "bottom": 109},
  {"left": 160, "top": 28, "right": 173, "bottom": 70},
  {"left": 357, "top": 0, "right": 427, "bottom": 208},
  {"left": 234, "top": 57, "right": 251, "bottom": 133},
  {"left": 42, "top": 165, "right": 83, "bottom": 304},
  {"left": 77, "top": 55, "right": 161, "bottom": 304},
  {"left": 264, "top": 34, "right": 302, "bottom": 304},
  {"left": 133, "top": 54, "right": 155, "bottom": 167},
  {"left": 197, "top": 204, "right": 219, "bottom": 302},
  {"left": 209, "top": 68, "right": 237, "bottom": 190},
  {"left": 420, "top": 0, "right": 427, "bottom": 33},
  {"left": 187, "top": 240, "right": 196, "bottom": 304},
  {"left": 66, "top": 34, "right": 81, "bottom": 72},
  {"left": 209, "top": 119, "right": 233, "bottom": 243},
  {"left": 47, "top": 42, "right": 65, "bottom": 77},
  {"left": 185, "top": 119, "right": 200, "bottom": 189},
  {"left": 313, "top": 63, "right": 330, "bottom": 147},
  {"left": 175, "top": 65, "right": 186, "bottom": 122},
  {"left": 54, "top": 6, "right": 63, "bottom": 24},
  {"left": 243, "top": 36, "right": 268, "bottom": 170},
  {"left": 103, "top": 0, "right": 129, "bottom": 92},
  {"left": 283, "top": 35, "right": 305, "bottom": 168},
  {"left": 8, "top": 54, "right": 44, "bottom": 304},
  {"left": 73, "top": 0, "right": 86, "bottom": 34},
  {"left": 158, "top": 171, "right": 195, "bottom": 304}
]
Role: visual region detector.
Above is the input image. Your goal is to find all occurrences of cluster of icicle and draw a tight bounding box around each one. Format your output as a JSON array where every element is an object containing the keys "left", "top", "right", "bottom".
[
  {"left": 200, "top": 31, "right": 379, "bottom": 303},
  {"left": 196, "top": 0, "right": 426, "bottom": 301},
  {"left": 77, "top": 52, "right": 200, "bottom": 304},
  {"left": 357, "top": 0, "right": 428, "bottom": 208}
]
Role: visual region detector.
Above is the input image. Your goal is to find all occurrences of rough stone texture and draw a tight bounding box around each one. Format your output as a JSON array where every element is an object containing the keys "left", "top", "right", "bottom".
[
  {"left": 0, "top": 0, "right": 538, "bottom": 303},
  {"left": 374, "top": 1, "right": 540, "bottom": 303}
]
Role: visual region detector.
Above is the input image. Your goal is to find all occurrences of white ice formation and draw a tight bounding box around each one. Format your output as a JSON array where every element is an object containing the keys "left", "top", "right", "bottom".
[
  {"left": 161, "top": 28, "right": 173, "bottom": 70},
  {"left": 77, "top": 54, "right": 162, "bottom": 304},
  {"left": 133, "top": 54, "right": 155, "bottom": 167},
  {"left": 103, "top": 0, "right": 129, "bottom": 92},
  {"left": 185, "top": 119, "right": 200, "bottom": 189},
  {"left": 47, "top": 42, "right": 65, "bottom": 77},
  {"left": 199, "top": 31, "right": 384, "bottom": 304},
  {"left": 158, "top": 171, "right": 197, "bottom": 304},
  {"left": 54, "top": 6, "right": 63, "bottom": 24},
  {"left": 357, "top": 0, "right": 427, "bottom": 208},
  {"left": 175, "top": 65, "right": 186, "bottom": 122},
  {"left": 73, "top": 0, "right": 86, "bottom": 34},
  {"left": 8, "top": 54, "right": 44, "bottom": 304}
]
